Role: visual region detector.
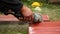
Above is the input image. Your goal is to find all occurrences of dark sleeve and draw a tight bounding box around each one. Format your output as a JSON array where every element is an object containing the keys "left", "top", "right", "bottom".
[
  {"left": 1, "top": 0, "right": 23, "bottom": 4},
  {"left": 19, "top": 1, "right": 23, "bottom": 9}
]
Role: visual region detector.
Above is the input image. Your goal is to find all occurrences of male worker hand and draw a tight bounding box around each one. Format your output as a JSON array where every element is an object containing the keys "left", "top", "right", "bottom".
[
  {"left": 21, "top": 6, "right": 34, "bottom": 22},
  {"left": 21, "top": 6, "right": 42, "bottom": 23}
]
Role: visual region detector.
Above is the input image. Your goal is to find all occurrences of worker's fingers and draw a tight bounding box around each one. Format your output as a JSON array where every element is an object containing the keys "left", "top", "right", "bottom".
[{"left": 24, "top": 15, "right": 34, "bottom": 22}]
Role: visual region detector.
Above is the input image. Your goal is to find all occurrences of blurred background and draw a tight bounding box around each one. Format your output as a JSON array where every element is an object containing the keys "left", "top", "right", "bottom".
[
  {"left": 0, "top": 0, "right": 60, "bottom": 34},
  {"left": 21, "top": 0, "right": 60, "bottom": 21}
]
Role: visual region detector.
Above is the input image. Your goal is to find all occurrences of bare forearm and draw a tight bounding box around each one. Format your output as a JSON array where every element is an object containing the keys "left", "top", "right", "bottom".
[
  {"left": 20, "top": 5, "right": 34, "bottom": 21},
  {"left": 21, "top": 5, "right": 33, "bottom": 17}
]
